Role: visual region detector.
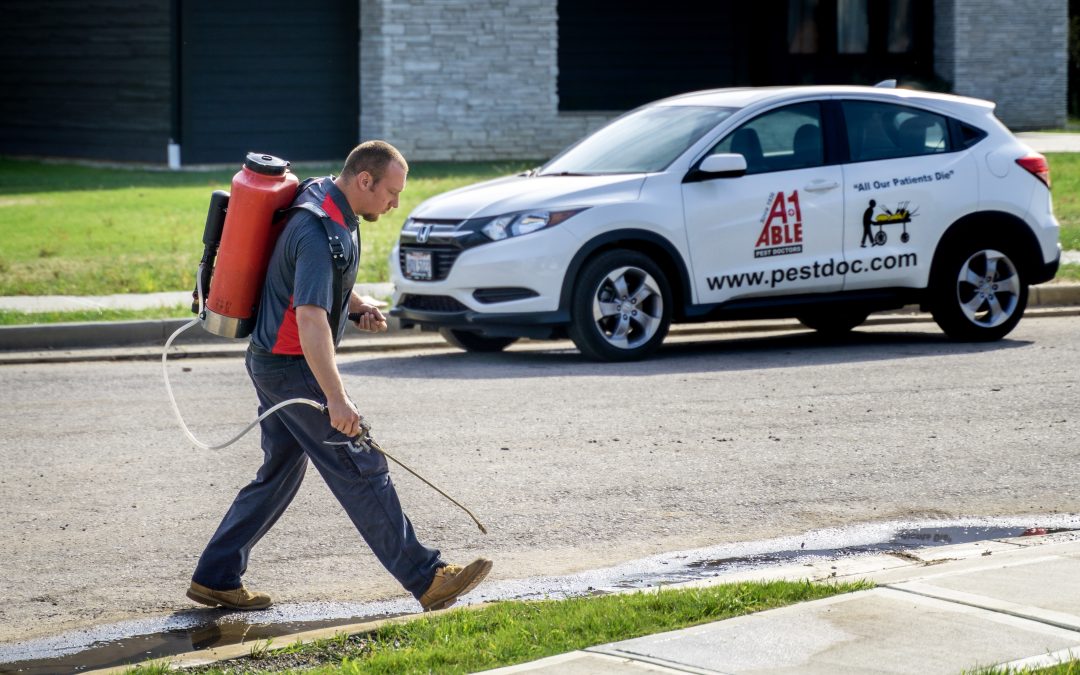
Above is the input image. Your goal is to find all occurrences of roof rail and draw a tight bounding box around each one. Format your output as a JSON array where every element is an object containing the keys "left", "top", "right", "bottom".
[{"left": 874, "top": 79, "right": 898, "bottom": 88}]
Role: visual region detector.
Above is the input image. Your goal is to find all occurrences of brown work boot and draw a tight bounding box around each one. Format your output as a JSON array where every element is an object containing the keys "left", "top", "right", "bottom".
[
  {"left": 186, "top": 581, "right": 272, "bottom": 610},
  {"left": 419, "top": 558, "right": 493, "bottom": 611}
]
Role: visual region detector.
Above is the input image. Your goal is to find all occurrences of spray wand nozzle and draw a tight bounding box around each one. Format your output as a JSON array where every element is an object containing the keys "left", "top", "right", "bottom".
[{"left": 320, "top": 407, "right": 488, "bottom": 535}]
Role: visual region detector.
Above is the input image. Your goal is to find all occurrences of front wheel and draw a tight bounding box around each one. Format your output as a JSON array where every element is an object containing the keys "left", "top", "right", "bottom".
[
  {"left": 930, "top": 245, "right": 1028, "bottom": 341},
  {"left": 568, "top": 250, "right": 672, "bottom": 361},
  {"left": 439, "top": 328, "right": 518, "bottom": 352}
]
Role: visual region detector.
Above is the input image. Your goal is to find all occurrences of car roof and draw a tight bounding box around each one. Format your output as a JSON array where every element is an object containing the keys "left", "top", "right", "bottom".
[{"left": 656, "top": 85, "right": 995, "bottom": 113}]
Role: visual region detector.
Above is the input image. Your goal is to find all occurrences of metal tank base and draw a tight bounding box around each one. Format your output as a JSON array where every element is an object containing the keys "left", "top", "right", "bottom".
[{"left": 200, "top": 308, "right": 254, "bottom": 339}]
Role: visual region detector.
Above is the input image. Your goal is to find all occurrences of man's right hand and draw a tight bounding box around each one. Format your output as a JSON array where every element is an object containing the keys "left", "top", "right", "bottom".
[{"left": 326, "top": 395, "right": 361, "bottom": 438}]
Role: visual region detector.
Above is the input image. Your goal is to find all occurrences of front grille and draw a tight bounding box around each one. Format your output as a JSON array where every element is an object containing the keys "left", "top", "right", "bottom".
[
  {"left": 398, "top": 294, "right": 469, "bottom": 313},
  {"left": 399, "top": 246, "right": 462, "bottom": 281}
]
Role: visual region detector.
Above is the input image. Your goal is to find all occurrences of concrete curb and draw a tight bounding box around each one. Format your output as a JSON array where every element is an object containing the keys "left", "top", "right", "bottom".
[
  {"left": 0, "top": 315, "right": 419, "bottom": 352},
  {"left": 83, "top": 531, "right": 1080, "bottom": 674}
]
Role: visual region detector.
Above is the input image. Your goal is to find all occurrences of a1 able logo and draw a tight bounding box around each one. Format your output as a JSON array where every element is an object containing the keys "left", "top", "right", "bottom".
[{"left": 754, "top": 190, "right": 803, "bottom": 259}]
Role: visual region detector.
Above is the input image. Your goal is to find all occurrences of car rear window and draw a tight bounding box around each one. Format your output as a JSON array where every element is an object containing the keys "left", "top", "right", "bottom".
[
  {"left": 955, "top": 121, "right": 988, "bottom": 149},
  {"left": 842, "top": 100, "right": 951, "bottom": 162}
]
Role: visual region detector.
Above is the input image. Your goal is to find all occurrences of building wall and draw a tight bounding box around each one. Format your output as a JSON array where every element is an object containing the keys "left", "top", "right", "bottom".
[
  {"left": 359, "top": 0, "right": 612, "bottom": 161},
  {"left": 178, "top": 0, "right": 359, "bottom": 165},
  {"left": 0, "top": 0, "right": 171, "bottom": 163},
  {"left": 935, "top": 0, "right": 1067, "bottom": 129}
]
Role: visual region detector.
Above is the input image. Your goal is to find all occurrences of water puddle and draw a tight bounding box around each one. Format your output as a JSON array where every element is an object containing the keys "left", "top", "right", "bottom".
[
  {"left": 0, "top": 615, "right": 377, "bottom": 674},
  {"left": 2, "top": 516, "right": 1076, "bottom": 674}
]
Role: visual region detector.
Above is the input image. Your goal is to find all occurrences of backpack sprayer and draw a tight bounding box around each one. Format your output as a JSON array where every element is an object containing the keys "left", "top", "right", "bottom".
[{"left": 162, "top": 153, "right": 486, "bottom": 533}]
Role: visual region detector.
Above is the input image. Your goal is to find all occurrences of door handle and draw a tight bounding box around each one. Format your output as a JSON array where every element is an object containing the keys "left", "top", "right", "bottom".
[{"left": 803, "top": 180, "right": 839, "bottom": 192}]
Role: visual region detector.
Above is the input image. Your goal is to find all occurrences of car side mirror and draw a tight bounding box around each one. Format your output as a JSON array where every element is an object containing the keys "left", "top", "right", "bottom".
[{"left": 684, "top": 153, "right": 748, "bottom": 183}]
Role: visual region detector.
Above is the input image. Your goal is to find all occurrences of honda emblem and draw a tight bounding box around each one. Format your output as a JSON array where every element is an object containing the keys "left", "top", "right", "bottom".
[{"left": 416, "top": 224, "right": 433, "bottom": 244}]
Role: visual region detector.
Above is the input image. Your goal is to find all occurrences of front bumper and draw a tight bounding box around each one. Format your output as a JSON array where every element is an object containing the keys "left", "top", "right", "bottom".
[
  {"left": 390, "top": 226, "right": 580, "bottom": 336},
  {"left": 390, "top": 305, "right": 570, "bottom": 339}
]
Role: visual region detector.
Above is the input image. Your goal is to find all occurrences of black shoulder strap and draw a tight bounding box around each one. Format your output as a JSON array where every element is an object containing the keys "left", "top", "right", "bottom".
[{"left": 277, "top": 200, "right": 351, "bottom": 334}]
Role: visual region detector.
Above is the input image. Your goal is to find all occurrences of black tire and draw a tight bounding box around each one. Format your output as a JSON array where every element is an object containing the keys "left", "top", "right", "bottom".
[
  {"left": 568, "top": 250, "right": 672, "bottom": 361},
  {"left": 929, "top": 243, "right": 1028, "bottom": 341},
  {"left": 438, "top": 328, "right": 518, "bottom": 352},
  {"left": 796, "top": 309, "right": 869, "bottom": 336}
]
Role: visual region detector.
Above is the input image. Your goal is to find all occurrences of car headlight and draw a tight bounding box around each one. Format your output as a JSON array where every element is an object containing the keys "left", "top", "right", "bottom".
[{"left": 481, "top": 208, "right": 587, "bottom": 241}]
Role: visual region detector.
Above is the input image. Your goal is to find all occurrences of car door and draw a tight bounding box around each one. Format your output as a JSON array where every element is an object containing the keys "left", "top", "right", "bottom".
[
  {"left": 682, "top": 101, "right": 846, "bottom": 305},
  {"left": 839, "top": 99, "right": 978, "bottom": 290}
]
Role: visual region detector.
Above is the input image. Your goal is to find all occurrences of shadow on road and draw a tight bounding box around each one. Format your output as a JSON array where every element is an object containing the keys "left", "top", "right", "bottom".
[{"left": 342, "top": 327, "right": 1032, "bottom": 380}]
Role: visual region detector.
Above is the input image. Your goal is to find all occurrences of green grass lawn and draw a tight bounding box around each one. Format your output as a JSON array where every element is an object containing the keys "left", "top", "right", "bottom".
[
  {"left": 0, "top": 305, "right": 194, "bottom": 325},
  {"left": 1048, "top": 153, "right": 1080, "bottom": 251},
  {"left": 127, "top": 580, "right": 870, "bottom": 675},
  {"left": 0, "top": 153, "right": 1075, "bottom": 299},
  {"left": 0, "top": 158, "right": 533, "bottom": 296}
]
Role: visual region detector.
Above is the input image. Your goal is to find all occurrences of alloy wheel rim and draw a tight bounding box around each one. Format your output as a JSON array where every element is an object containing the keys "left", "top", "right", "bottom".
[
  {"left": 592, "top": 266, "right": 664, "bottom": 349},
  {"left": 955, "top": 249, "right": 1020, "bottom": 328}
]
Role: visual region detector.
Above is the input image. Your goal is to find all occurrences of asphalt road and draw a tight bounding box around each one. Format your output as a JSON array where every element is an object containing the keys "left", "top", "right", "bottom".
[{"left": 1, "top": 315, "right": 1078, "bottom": 645}]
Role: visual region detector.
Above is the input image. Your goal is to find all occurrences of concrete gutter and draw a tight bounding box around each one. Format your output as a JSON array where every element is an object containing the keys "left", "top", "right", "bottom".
[{"left": 1, "top": 306, "right": 1077, "bottom": 366}]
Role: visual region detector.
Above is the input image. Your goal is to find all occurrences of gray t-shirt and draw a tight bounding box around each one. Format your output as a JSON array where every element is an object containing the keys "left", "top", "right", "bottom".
[{"left": 251, "top": 177, "right": 360, "bottom": 355}]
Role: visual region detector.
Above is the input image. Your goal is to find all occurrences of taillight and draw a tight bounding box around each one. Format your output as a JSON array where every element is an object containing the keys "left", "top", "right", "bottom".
[{"left": 1016, "top": 153, "right": 1051, "bottom": 189}]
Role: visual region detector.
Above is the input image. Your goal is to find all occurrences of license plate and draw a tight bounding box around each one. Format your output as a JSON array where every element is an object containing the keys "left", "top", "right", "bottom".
[{"left": 405, "top": 250, "right": 433, "bottom": 280}]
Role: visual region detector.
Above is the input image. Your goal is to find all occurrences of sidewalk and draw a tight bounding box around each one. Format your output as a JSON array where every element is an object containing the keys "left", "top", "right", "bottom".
[
  {"left": 489, "top": 531, "right": 1080, "bottom": 674},
  {"left": 1016, "top": 131, "right": 1080, "bottom": 153}
]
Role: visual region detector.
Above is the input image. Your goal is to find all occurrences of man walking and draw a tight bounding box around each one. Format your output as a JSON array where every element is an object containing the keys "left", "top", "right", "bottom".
[{"left": 187, "top": 141, "right": 491, "bottom": 613}]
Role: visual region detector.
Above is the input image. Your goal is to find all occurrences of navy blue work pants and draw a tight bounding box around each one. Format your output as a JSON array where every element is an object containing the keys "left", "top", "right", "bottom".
[{"left": 191, "top": 347, "right": 442, "bottom": 599}]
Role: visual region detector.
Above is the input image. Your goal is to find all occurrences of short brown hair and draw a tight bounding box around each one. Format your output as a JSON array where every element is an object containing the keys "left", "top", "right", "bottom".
[{"left": 340, "top": 140, "right": 408, "bottom": 183}]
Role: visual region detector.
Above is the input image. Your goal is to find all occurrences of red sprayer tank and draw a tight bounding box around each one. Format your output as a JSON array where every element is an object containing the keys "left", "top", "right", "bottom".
[{"left": 202, "top": 153, "right": 298, "bottom": 338}]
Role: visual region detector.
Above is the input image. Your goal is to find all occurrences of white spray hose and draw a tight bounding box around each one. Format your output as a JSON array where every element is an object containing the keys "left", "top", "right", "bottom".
[
  {"left": 162, "top": 266, "right": 325, "bottom": 451},
  {"left": 163, "top": 268, "right": 489, "bottom": 533}
]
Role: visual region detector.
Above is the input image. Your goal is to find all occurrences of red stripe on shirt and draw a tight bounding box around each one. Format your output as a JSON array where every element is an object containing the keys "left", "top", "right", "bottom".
[
  {"left": 321, "top": 194, "right": 348, "bottom": 230},
  {"left": 271, "top": 295, "right": 303, "bottom": 355}
]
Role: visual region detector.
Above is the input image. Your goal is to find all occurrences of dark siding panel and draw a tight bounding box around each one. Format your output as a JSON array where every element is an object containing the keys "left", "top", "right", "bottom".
[
  {"left": 558, "top": 1, "right": 936, "bottom": 112},
  {"left": 557, "top": 1, "right": 750, "bottom": 111},
  {"left": 180, "top": 1, "right": 358, "bottom": 165},
  {"left": 0, "top": 0, "right": 171, "bottom": 162}
]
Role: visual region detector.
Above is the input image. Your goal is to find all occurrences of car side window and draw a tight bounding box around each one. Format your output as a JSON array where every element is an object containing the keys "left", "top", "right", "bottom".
[
  {"left": 842, "top": 100, "right": 950, "bottom": 162},
  {"left": 708, "top": 102, "right": 824, "bottom": 175}
]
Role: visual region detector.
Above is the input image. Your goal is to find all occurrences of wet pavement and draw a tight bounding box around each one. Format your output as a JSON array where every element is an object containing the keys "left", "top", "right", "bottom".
[{"left": 2, "top": 517, "right": 1077, "bottom": 674}]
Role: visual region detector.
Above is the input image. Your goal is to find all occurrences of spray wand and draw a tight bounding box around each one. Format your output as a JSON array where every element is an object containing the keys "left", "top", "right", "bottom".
[
  {"left": 329, "top": 413, "right": 488, "bottom": 534},
  {"left": 162, "top": 277, "right": 488, "bottom": 534}
]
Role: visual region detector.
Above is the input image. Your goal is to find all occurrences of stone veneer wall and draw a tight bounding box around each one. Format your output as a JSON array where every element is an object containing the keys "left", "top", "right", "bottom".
[
  {"left": 935, "top": 0, "right": 1067, "bottom": 129},
  {"left": 359, "top": 0, "right": 1068, "bottom": 160},
  {"left": 359, "top": 0, "right": 613, "bottom": 161}
]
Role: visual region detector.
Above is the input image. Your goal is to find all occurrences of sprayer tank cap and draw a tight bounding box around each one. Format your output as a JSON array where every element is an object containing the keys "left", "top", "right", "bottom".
[{"left": 243, "top": 152, "right": 290, "bottom": 176}]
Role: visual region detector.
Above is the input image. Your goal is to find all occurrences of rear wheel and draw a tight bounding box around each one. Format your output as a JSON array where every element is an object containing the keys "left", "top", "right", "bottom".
[
  {"left": 568, "top": 250, "right": 672, "bottom": 361},
  {"left": 438, "top": 328, "right": 518, "bottom": 352},
  {"left": 796, "top": 309, "right": 869, "bottom": 336},
  {"left": 930, "top": 244, "right": 1028, "bottom": 341}
]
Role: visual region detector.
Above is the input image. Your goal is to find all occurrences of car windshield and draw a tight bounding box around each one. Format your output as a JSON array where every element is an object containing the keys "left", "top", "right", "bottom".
[{"left": 539, "top": 105, "right": 736, "bottom": 175}]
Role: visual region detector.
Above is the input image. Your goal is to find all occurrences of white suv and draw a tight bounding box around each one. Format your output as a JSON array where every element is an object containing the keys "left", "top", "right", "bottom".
[{"left": 391, "top": 84, "right": 1060, "bottom": 361}]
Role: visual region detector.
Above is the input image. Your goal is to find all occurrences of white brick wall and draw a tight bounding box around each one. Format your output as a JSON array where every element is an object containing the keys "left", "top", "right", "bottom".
[
  {"left": 935, "top": 0, "right": 1067, "bottom": 129},
  {"left": 359, "top": 0, "right": 611, "bottom": 161}
]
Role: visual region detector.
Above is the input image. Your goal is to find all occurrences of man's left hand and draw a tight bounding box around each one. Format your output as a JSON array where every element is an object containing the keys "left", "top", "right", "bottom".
[{"left": 352, "top": 303, "right": 388, "bottom": 333}]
